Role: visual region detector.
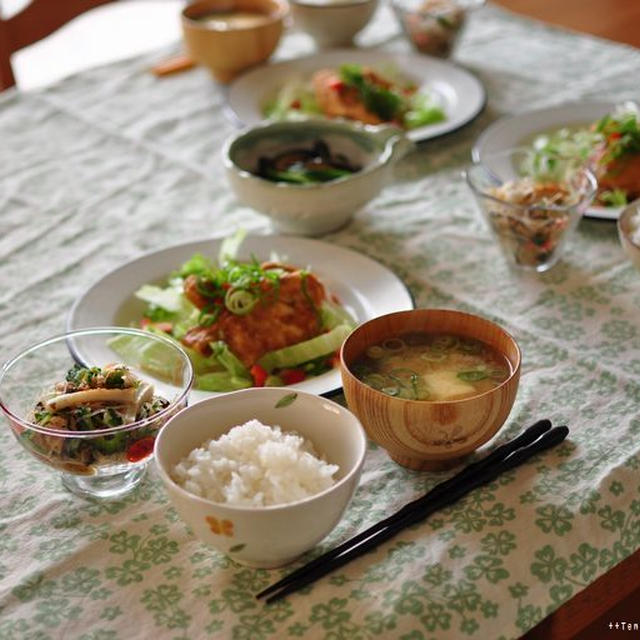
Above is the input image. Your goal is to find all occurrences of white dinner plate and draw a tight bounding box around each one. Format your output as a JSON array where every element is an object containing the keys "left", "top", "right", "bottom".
[
  {"left": 68, "top": 234, "right": 414, "bottom": 401},
  {"left": 226, "top": 49, "right": 486, "bottom": 142},
  {"left": 472, "top": 101, "right": 620, "bottom": 220}
]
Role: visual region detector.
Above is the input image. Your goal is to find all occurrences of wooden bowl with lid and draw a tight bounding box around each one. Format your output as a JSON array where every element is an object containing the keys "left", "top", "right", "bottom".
[{"left": 340, "top": 308, "right": 521, "bottom": 471}]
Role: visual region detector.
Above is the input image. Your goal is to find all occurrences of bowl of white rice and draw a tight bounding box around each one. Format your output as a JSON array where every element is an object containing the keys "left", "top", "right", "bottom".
[{"left": 154, "top": 388, "right": 367, "bottom": 568}]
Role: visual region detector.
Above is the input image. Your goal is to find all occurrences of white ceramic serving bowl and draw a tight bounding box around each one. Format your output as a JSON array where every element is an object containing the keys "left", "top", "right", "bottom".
[
  {"left": 154, "top": 388, "right": 367, "bottom": 568},
  {"left": 617, "top": 199, "right": 640, "bottom": 269},
  {"left": 289, "top": 0, "right": 378, "bottom": 49},
  {"left": 223, "top": 119, "right": 414, "bottom": 236}
]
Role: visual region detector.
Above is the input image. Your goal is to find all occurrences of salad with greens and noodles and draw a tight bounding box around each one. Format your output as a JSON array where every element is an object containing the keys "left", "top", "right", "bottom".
[
  {"left": 25, "top": 363, "right": 169, "bottom": 475},
  {"left": 114, "top": 234, "right": 355, "bottom": 392},
  {"left": 263, "top": 63, "right": 446, "bottom": 130},
  {"left": 521, "top": 102, "right": 640, "bottom": 206}
]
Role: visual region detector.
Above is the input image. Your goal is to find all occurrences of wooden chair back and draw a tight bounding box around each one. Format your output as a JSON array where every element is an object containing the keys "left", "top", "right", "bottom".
[{"left": 0, "top": 0, "right": 113, "bottom": 90}]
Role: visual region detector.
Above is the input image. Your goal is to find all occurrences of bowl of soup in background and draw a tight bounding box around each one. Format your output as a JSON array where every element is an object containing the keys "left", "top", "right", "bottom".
[
  {"left": 340, "top": 308, "right": 521, "bottom": 471},
  {"left": 182, "top": 0, "right": 288, "bottom": 84}
]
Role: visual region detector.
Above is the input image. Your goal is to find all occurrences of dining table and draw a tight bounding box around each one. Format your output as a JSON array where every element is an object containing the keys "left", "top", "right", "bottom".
[{"left": 1, "top": 2, "right": 640, "bottom": 639}]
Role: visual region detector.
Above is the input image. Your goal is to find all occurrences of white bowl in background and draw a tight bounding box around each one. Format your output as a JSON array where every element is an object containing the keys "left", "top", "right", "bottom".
[
  {"left": 154, "top": 388, "right": 367, "bottom": 568},
  {"left": 289, "top": 0, "right": 378, "bottom": 48}
]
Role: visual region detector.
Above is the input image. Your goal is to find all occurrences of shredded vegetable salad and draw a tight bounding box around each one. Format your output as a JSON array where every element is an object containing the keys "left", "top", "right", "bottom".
[
  {"left": 25, "top": 364, "right": 169, "bottom": 474},
  {"left": 113, "top": 234, "right": 356, "bottom": 392},
  {"left": 263, "top": 63, "right": 446, "bottom": 130},
  {"left": 521, "top": 102, "right": 640, "bottom": 206}
]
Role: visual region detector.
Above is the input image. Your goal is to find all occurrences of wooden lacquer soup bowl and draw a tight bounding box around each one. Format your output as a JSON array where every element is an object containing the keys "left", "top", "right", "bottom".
[{"left": 340, "top": 309, "right": 521, "bottom": 471}]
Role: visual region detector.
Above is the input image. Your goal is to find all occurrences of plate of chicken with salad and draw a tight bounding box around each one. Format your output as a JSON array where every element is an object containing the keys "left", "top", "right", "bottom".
[
  {"left": 68, "top": 233, "right": 414, "bottom": 401},
  {"left": 473, "top": 101, "right": 640, "bottom": 220},
  {"left": 226, "top": 49, "right": 486, "bottom": 142}
]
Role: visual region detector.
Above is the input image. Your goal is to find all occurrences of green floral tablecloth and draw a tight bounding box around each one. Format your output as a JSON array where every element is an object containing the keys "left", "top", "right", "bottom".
[{"left": 1, "top": 4, "right": 640, "bottom": 639}]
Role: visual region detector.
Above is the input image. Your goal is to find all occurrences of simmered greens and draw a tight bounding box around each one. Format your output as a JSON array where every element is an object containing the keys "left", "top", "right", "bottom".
[{"left": 256, "top": 139, "right": 361, "bottom": 184}]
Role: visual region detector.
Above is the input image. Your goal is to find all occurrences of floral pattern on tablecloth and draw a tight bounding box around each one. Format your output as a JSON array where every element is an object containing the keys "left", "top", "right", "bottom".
[{"left": 1, "top": 4, "right": 640, "bottom": 639}]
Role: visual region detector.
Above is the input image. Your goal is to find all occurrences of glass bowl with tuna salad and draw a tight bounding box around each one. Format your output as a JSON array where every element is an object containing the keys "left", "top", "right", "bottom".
[
  {"left": 0, "top": 327, "right": 193, "bottom": 499},
  {"left": 466, "top": 148, "right": 597, "bottom": 272}
]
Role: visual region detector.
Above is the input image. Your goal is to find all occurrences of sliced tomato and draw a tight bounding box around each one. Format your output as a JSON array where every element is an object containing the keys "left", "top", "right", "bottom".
[
  {"left": 126, "top": 436, "right": 155, "bottom": 463},
  {"left": 250, "top": 364, "right": 268, "bottom": 387},
  {"left": 290, "top": 99, "right": 302, "bottom": 109},
  {"left": 280, "top": 369, "right": 306, "bottom": 385},
  {"left": 326, "top": 351, "right": 341, "bottom": 369}
]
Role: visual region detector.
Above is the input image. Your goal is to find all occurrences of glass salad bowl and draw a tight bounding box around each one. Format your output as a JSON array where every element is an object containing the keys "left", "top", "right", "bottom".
[
  {"left": 391, "top": 0, "right": 485, "bottom": 58},
  {"left": 466, "top": 148, "right": 597, "bottom": 272},
  {"left": 0, "top": 328, "right": 193, "bottom": 500}
]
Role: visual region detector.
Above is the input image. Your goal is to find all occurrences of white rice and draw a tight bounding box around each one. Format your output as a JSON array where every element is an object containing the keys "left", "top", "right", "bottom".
[{"left": 171, "top": 419, "right": 339, "bottom": 507}]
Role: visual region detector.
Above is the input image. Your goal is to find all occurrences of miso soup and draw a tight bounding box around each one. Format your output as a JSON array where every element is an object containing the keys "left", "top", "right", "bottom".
[{"left": 352, "top": 333, "right": 512, "bottom": 401}]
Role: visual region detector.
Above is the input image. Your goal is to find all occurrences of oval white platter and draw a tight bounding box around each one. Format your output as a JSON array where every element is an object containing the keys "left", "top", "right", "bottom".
[{"left": 226, "top": 49, "right": 486, "bottom": 142}]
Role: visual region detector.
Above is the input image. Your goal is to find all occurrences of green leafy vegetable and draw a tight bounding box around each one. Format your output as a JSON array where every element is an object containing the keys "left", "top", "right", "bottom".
[
  {"left": 457, "top": 370, "right": 488, "bottom": 382},
  {"left": 258, "top": 324, "right": 352, "bottom": 372},
  {"left": 196, "top": 372, "right": 252, "bottom": 392},
  {"left": 340, "top": 64, "right": 403, "bottom": 121},
  {"left": 405, "top": 93, "right": 446, "bottom": 129},
  {"left": 275, "top": 393, "right": 298, "bottom": 408},
  {"left": 599, "top": 189, "right": 628, "bottom": 206},
  {"left": 210, "top": 341, "right": 251, "bottom": 379}
]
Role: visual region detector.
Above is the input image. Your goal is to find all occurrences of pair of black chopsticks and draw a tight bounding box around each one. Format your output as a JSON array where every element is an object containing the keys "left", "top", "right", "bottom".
[{"left": 256, "top": 419, "right": 568, "bottom": 604}]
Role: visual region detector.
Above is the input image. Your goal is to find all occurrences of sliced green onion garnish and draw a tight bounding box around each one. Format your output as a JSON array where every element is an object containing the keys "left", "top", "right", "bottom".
[
  {"left": 366, "top": 345, "right": 386, "bottom": 359},
  {"left": 382, "top": 338, "right": 406, "bottom": 352},
  {"left": 431, "top": 336, "right": 457, "bottom": 351},
  {"left": 420, "top": 352, "right": 447, "bottom": 362},
  {"left": 225, "top": 288, "right": 258, "bottom": 315},
  {"left": 362, "top": 373, "right": 388, "bottom": 390},
  {"left": 457, "top": 370, "right": 488, "bottom": 382}
]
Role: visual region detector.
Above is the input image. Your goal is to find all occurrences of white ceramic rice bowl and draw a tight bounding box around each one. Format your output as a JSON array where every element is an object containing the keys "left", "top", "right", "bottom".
[{"left": 154, "top": 388, "right": 367, "bottom": 567}]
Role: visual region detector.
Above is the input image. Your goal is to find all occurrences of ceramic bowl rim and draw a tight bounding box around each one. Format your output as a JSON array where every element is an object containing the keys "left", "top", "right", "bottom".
[
  {"left": 290, "top": 0, "right": 376, "bottom": 9},
  {"left": 223, "top": 119, "right": 403, "bottom": 190},
  {"left": 391, "top": 0, "right": 485, "bottom": 14},
  {"left": 340, "top": 308, "right": 522, "bottom": 406},
  {"left": 154, "top": 388, "right": 368, "bottom": 514},
  {"left": 182, "top": 0, "right": 289, "bottom": 30}
]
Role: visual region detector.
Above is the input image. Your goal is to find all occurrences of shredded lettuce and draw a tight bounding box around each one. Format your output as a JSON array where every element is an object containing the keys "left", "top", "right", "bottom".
[
  {"left": 258, "top": 324, "right": 352, "bottom": 372},
  {"left": 521, "top": 126, "right": 601, "bottom": 182},
  {"left": 197, "top": 372, "right": 252, "bottom": 392},
  {"left": 263, "top": 77, "right": 321, "bottom": 120},
  {"left": 218, "top": 229, "right": 247, "bottom": 264},
  {"left": 106, "top": 334, "right": 186, "bottom": 383},
  {"left": 320, "top": 300, "right": 356, "bottom": 331},
  {"left": 177, "top": 253, "right": 216, "bottom": 279},
  {"left": 136, "top": 283, "right": 184, "bottom": 313},
  {"left": 209, "top": 341, "right": 251, "bottom": 379},
  {"left": 405, "top": 93, "right": 446, "bottom": 129}
]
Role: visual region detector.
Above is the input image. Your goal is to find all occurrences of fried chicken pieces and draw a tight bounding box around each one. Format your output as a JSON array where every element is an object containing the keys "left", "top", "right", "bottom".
[{"left": 181, "top": 263, "right": 326, "bottom": 368}]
